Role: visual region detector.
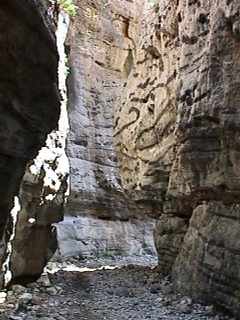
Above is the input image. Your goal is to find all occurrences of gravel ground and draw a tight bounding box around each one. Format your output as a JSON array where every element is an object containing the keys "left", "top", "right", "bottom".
[{"left": 0, "top": 261, "right": 235, "bottom": 320}]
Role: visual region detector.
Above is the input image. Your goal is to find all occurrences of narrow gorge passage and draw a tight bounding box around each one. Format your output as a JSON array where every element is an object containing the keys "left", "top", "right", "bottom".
[{"left": 1, "top": 0, "right": 240, "bottom": 319}]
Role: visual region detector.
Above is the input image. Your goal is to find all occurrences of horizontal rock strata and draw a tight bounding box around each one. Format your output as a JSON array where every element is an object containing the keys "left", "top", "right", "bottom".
[
  {"left": 115, "top": 0, "right": 240, "bottom": 317},
  {"left": 60, "top": 0, "right": 158, "bottom": 260}
]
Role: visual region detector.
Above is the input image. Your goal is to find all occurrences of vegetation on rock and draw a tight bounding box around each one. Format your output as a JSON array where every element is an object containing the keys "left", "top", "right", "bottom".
[
  {"left": 48, "top": 0, "right": 77, "bottom": 16},
  {"left": 58, "top": 0, "right": 77, "bottom": 16}
]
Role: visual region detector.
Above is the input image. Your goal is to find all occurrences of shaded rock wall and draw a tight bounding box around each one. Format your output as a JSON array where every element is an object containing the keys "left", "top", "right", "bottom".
[
  {"left": 0, "top": 0, "right": 60, "bottom": 284},
  {"left": 58, "top": 0, "right": 158, "bottom": 260},
  {"left": 9, "top": 10, "right": 70, "bottom": 283},
  {"left": 174, "top": 202, "right": 240, "bottom": 315},
  {"left": 115, "top": 0, "right": 240, "bottom": 316}
]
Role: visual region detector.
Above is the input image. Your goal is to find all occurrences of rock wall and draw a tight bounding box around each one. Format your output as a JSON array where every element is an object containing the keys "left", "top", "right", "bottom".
[
  {"left": 3, "top": 0, "right": 240, "bottom": 315},
  {"left": 0, "top": 0, "right": 61, "bottom": 285},
  {"left": 115, "top": 0, "right": 180, "bottom": 271},
  {"left": 8, "top": 10, "right": 70, "bottom": 284},
  {"left": 57, "top": 0, "right": 158, "bottom": 260},
  {"left": 115, "top": 0, "right": 240, "bottom": 317}
]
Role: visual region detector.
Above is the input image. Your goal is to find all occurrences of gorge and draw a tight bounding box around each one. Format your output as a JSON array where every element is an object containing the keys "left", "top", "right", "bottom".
[{"left": 0, "top": 0, "right": 240, "bottom": 319}]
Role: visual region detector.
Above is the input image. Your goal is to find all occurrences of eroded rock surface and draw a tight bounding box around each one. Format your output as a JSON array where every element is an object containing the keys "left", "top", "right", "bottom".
[
  {"left": 57, "top": 216, "right": 157, "bottom": 259},
  {"left": 115, "top": 0, "right": 240, "bottom": 316},
  {"left": 0, "top": 0, "right": 60, "bottom": 284},
  {"left": 174, "top": 202, "right": 240, "bottom": 315},
  {"left": 59, "top": 0, "right": 158, "bottom": 260},
  {"left": 8, "top": 9, "right": 70, "bottom": 283}
]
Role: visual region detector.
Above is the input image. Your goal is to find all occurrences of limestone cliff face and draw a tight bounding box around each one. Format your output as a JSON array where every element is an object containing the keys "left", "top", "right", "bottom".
[
  {"left": 115, "top": 0, "right": 240, "bottom": 316},
  {"left": 0, "top": 0, "right": 60, "bottom": 284},
  {"left": 57, "top": 0, "right": 157, "bottom": 260}
]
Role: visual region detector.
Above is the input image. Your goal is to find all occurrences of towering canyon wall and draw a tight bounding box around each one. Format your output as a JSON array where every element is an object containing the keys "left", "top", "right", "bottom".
[
  {"left": 9, "top": 9, "right": 70, "bottom": 283},
  {"left": 115, "top": 0, "right": 240, "bottom": 317},
  {"left": 0, "top": 0, "right": 61, "bottom": 285},
  {"left": 2, "top": 0, "right": 240, "bottom": 316},
  {"left": 57, "top": 0, "right": 157, "bottom": 260}
]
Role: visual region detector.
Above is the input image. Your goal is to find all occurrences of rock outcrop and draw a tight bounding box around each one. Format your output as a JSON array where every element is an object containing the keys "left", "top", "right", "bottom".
[
  {"left": 115, "top": 0, "right": 240, "bottom": 317},
  {"left": 8, "top": 9, "right": 70, "bottom": 283},
  {"left": 0, "top": 0, "right": 60, "bottom": 285},
  {"left": 57, "top": 0, "right": 158, "bottom": 260}
]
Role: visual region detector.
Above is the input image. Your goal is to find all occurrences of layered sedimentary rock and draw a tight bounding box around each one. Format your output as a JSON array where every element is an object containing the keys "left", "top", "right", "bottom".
[
  {"left": 115, "top": 0, "right": 180, "bottom": 269},
  {"left": 0, "top": 0, "right": 60, "bottom": 284},
  {"left": 115, "top": 0, "right": 240, "bottom": 316},
  {"left": 174, "top": 202, "right": 240, "bottom": 315},
  {"left": 57, "top": 0, "right": 158, "bottom": 260}
]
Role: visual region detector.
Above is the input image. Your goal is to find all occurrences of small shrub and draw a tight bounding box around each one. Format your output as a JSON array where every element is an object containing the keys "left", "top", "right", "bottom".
[{"left": 57, "top": 0, "right": 77, "bottom": 16}]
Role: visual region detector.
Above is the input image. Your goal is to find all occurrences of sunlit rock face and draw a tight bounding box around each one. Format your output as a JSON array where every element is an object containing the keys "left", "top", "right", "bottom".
[
  {"left": 0, "top": 0, "right": 60, "bottom": 285},
  {"left": 57, "top": 216, "right": 157, "bottom": 260},
  {"left": 115, "top": 0, "right": 180, "bottom": 271},
  {"left": 115, "top": 0, "right": 240, "bottom": 316},
  {"left": 66, "top": 0, "right": 142, "bottom": 221},
  {"left": 58, "top": 0, "right": 158, "bottom": 261}
]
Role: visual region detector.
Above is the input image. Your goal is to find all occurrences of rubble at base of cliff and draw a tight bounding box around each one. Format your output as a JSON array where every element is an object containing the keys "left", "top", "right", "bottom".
[{"left": 0, "top": 259, "right": 235, "bottom": 320}]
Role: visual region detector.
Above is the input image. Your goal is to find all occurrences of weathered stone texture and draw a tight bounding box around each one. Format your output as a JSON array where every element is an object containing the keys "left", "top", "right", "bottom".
[
  {"left": 57, "top": 215, "right": 157, "bottom": 259},
  {"left": 174, "top": 202, "right": 240, "bottom": 315},
  {"left": 67, "top": 0, "right": 141, "bottom": 220},
  {"left": 59, "top": 0, "right": 158, "bottom": 259},
  {"left": 154, "top": 216, "right": 187, "bottom": 275},
  {"left": 115, "top": 0, "right": 178, "bottom": 201},
  {"left": 0, "top": 0, "right": 60, "bottom": 283},
  {"left": 10, "top": 165, "right": 67, "bottom": 281},
  {"left": 115, "top": 0, "right": 240, "bottom": 316}
]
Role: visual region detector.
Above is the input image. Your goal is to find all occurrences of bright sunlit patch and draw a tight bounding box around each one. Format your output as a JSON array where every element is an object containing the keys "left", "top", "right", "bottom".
[
  {"left": 0, "top": 291, "right": 7, "bottom": 304},
  {"left": 63, "top": 265, "right": 117, "bottom": 272},
  {"left": 2, "top": 197, "right": 21, "bottom": 286},
  {"left": 45, "top": 263, "right": 118, "bottom": 274},
  {"left": 29, "top": 10, "right": 70, "bottom": 204},
  {"left": 28, "top": 218, "right": 36, "bottom": 224}
]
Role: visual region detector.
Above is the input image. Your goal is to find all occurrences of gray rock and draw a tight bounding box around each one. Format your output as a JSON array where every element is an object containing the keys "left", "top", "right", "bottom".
[
  {"left": 19, "top": 293, "right": 33, "bottom": 305},
  {"left": 11, "top": 285, "right": 27, "bottom": 295},
  {"left": 114, "top": 0, "right": 240, "bottom": 317},
  {"left": 31, "top": 295, "right": 42, "bottom": 305},
  {"left": 46, "top": 287, "right": 58, "bottom": 295},
  {"left": 56, "top": 0, "right": 158, "bottom": 262},
  {"left": 176, "top": 303, "right": 191, "bottom": 314},
  {"left": 37, "top": 274, "right": 51, "bottom": 288}
]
